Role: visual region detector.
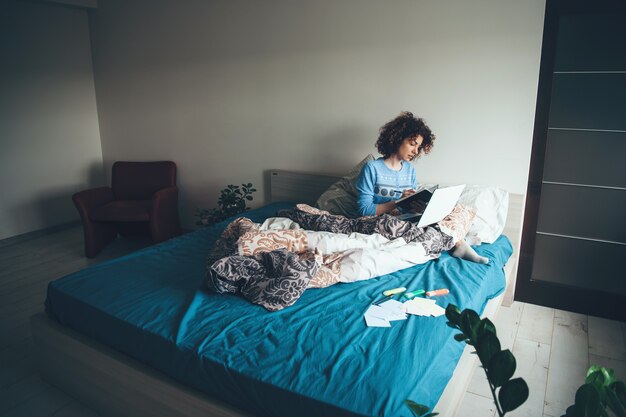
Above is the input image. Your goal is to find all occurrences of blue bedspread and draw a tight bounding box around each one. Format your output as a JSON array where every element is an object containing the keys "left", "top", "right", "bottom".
[{"left": 46, "top": 203, "right": 512, "bottom": 417}]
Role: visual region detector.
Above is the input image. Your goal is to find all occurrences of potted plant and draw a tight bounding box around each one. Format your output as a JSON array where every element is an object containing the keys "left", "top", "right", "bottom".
[{"left": 196, "top": 183, "right": 256, "bottom": 227}]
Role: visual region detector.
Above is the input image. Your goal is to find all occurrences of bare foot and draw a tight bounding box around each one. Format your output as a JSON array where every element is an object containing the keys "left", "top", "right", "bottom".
[{"left": 450, "top": 240, "right": 489, "bottom": 264}]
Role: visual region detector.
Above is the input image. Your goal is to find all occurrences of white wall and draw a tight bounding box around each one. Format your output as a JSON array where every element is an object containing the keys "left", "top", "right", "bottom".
[
  {"left": 91, "top": 0, "right": 545, "bottom": 229},
  {"left": 0, "top": 1, "right": 104, "bottom": 240}
]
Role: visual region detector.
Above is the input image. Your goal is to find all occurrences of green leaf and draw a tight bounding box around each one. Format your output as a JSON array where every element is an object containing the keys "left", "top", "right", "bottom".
[
  {"left": 602, "top": 368, "right": 615, "bottom": 386},
  {"left": 246, "top": 196, "right": 253, "bottom": 201},
  {"left": 487, "top": 349, "right": 516, "bottom": 388},
  {"left": 476, "top": 331, "right": 501, "bottom": 369},
  {"left": 586, "top": 370, "right": 605, "bottom": 388},
  {"left": 454, "top": 333, "right": 466, "bottom": 342},
  {"left": 604, "top": 388, "right": 626, "bottom": 417},
  {"left": 574, "top": 384, "right": 602, "bottom": 417},
  {"left": 612, "top": 380, "right": 626, "bottom": 406},
  {"left": 405, "top": 400, "right": 430, "bottom": 417},
  {"left": 459, "top": 309, "right": 480, "bottom": 343},
  {"left": 587, "top": 365, "right": 604, "bottom": 378},
  {"left": 477, "top": 318, "right": 497, "bottom": 338},
  {"left": 586, "top": 366, "right": 614, "bottom": 387},
  {"left": 445, "top": 304, "right": 461, "bottom": 326},
  {"left": 604, "top": 368, "right": 616, "bottom": 384},
  {"left": 498, "top": 377, "right": 529, "bottom": 413},
  {"left": 563, "top": 403, "right": 582, "bottom": 417}
]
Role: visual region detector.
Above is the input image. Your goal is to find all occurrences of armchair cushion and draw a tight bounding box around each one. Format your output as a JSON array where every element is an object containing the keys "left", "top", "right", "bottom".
[{"left": 91, "top": 200, "right": 152, "bottom": 222}]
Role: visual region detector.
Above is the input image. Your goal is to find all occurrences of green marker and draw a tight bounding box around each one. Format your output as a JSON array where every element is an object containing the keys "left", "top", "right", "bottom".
[{"left": 403, "top": 289, "right": 426, "bottom": 299}]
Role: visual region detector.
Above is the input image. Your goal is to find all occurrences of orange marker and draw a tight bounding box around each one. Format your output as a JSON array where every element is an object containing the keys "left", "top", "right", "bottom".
[{"left": 426, "top": 288, "right": 449, "bottom": 297}]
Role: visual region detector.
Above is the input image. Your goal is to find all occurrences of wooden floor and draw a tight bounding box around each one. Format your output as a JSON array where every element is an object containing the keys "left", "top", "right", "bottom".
[{"left": 1, "top": 225, "right": 625, "bottom": 417}]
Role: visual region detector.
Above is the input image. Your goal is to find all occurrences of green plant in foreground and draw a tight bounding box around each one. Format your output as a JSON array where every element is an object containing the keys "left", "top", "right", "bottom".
[
  {"left": 406, "top": 304, "right": 625, "bottom": 417},
  {"left": 196, "top": 183, "right": 256, "bottom": 227},
  {"left": 562, "top": 365, "right": 626, "bottom": 417},
  {"left": 406, "top": 304, "right": 529, "bottom": 417}
]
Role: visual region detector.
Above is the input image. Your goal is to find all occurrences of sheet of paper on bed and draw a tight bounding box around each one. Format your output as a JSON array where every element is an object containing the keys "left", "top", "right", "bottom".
[
  {"left": 363, "top": 300, "right": 407, "bottom": 327},
  {"left": 403, "top": 297, "right": 446, "bottom": 317},
  {"left": 364, "top": 298, "right": 446, "bottom": 326},
  {"left": 378, "top": 299, "right": 407, "bottom": 320},
  {"left": 364, "top": 313, "right": 392, "bottom": 327}
]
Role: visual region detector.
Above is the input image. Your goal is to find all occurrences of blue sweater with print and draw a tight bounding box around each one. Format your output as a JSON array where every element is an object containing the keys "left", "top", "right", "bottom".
[{"left": 355, "top": 158, "right": 418, "bottom": 216}]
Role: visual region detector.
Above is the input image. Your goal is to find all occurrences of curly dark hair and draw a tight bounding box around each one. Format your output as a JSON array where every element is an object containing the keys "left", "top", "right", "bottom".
[{"left": 375, "top": 111, "right": 436, "bottom": 159}]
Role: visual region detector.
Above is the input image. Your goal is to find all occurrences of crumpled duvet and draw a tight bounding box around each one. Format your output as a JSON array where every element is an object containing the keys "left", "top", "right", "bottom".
[
  {"left": 207, "top": 248, "right": 321, "bottom": 312},
  {"left": 206, "top": 204, "right": 468, "bottom": 311}
]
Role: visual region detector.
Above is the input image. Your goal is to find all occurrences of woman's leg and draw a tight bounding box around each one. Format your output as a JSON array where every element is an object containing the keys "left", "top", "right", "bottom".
[
  {"left": 288, "top": 206, "right": 456, "bottom": 257},
  {"left": 438, "top": 204, "right": 489, "bottom": 264},
  {"left": 285, "top": 204, "right": 379, "bottom": 235},
  {"left": 287, "top": 204, "right": 488, "bottom": 264}
]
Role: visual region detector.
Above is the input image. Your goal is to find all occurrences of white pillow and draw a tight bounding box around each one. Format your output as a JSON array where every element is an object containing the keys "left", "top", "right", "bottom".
[{"left": 457, "top": 185, "right": 509, "bottom": 245}]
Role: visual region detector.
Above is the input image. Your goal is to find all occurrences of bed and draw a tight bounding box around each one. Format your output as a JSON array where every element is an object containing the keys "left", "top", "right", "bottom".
[{"left": 31, "top": 170, "right": 521, "bottom": 417}]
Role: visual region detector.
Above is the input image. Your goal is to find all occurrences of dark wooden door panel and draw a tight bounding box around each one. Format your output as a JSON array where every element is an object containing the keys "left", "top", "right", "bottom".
[
  {"left": 549, "top": 73, "right": 626, "bottom": 131},
  {"left": 537, "top": 184, "right": 626, "bottom": 243},
  {"left": 555, "top": 13, "right": 626, "bottom": 71},
  {"left": 531, "top": 234, "right": 626, "bottom": 294},
  {"left": 543, "top": 130, "right": 626, "bottom": 188}
]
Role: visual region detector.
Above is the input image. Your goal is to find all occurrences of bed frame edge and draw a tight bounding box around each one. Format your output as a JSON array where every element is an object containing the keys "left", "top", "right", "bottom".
[{"left": 30, "top": 313, "right": 254, "bottom": 417}]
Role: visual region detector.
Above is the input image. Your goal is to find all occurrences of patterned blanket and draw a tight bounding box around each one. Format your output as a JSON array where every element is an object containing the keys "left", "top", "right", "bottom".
[{"left": 206, "top": 204, "right": 473, "bottom": 311}]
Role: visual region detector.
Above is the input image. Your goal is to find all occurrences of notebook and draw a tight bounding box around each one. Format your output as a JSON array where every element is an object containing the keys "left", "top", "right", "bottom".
[
  {"left": 394, "top": 185, "right": 438, "bottom": 211},
  {"left": 396, "top": 184, "right": 466, "bottom": 228}
]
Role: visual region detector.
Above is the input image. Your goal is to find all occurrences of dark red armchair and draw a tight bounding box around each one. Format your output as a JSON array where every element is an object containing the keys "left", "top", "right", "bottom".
[{"left": 73, "top": 161, "right": 182, "bottom": 257}]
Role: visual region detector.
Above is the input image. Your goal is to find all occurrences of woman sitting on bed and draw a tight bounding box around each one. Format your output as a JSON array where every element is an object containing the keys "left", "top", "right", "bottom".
[
  {"left": 350, "top": 111, "right": 488, "bottom": 264},
  {"left": 355, "top": 111, "right": 432, "bottom": 217}
]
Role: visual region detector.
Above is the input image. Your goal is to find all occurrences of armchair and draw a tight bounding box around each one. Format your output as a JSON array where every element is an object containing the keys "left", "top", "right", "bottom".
[{"left": 73, "top": 161, "right": 181, "bottom": 257}]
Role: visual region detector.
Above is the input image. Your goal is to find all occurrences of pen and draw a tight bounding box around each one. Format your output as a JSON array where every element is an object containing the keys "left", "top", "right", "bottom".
[{"left": 372, "top": 287, "right": 406, "bottom": 305}]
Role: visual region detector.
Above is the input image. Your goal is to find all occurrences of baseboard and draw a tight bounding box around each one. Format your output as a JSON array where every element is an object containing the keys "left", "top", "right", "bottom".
[{"left": 0, "top": 220, "right": 80, "bottom": 249}]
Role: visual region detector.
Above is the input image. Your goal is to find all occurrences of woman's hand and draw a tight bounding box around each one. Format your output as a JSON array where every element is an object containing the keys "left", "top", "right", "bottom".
[{"left": 401, "top": 189, "right": 416, "bottom": 199}]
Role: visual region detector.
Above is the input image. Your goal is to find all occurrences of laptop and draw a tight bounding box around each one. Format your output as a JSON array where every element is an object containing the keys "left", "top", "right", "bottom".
[{"left": 396, "top": 184, "right": 466, "bottom": 228}]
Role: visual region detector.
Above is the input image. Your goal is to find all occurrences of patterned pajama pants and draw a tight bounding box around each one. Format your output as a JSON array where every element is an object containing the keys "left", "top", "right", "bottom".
[{"left": 282, "top": 204, "right": 455, "bottom": 256}]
